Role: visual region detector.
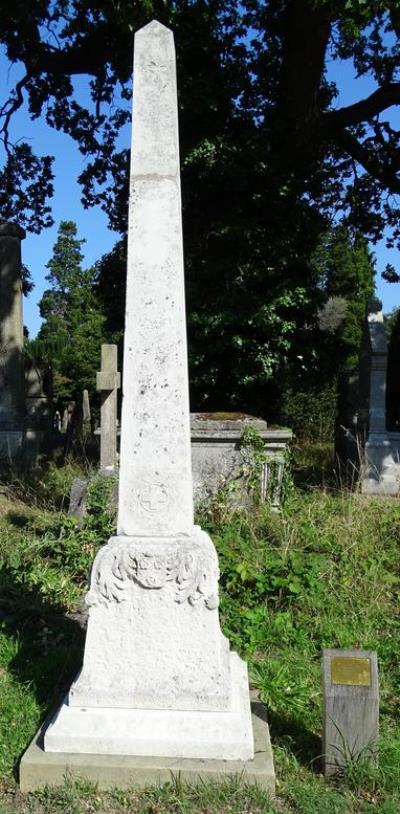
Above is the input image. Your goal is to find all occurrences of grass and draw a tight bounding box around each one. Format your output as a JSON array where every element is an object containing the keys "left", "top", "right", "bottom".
[
  {"left": 0, "top": 450, "right": 399, "bottom": 812},
  {"left": 1, "top": 776, "right": 279, "bottom": 814}
]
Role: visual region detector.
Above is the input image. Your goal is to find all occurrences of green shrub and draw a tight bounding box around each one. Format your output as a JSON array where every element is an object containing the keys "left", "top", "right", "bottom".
[
  {"left": 0, "top": 468, "right": 399, "bottom": 812},
  {"left": 283, "top": 383, "right": 337, "bottom": 442},
  {"left": 0, "top": 473, "right": 116, "bottom": 611}
]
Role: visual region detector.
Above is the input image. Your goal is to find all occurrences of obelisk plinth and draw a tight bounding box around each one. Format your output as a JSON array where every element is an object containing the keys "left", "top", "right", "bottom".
[{"left": 42, "top": 20, "right": 255, "bottom": 764}]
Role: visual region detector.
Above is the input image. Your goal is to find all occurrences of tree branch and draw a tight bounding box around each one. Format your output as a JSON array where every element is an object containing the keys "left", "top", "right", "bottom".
[
  {"left": 337, "top": 127, "right": 400, "bottom": 194},
  {"left": 277, "top": 0, "right": 332, "bottom": 123},
  {"left": 0, "top": 74, "right": 29, "bottom": 154},
  {"left": 326, "top": 83, "right": 400, "bottom": 128},
  {"left": 32, "top": 42, "right": 107, "bottom": 77}
]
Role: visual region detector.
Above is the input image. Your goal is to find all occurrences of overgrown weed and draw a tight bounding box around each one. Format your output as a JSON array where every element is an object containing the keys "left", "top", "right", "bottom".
[
  {"left": 0, "top": 458, "right": 91, "bottom": 513},
  {"left": 0, "top": 464, "right": 399, "bottom": 812}
]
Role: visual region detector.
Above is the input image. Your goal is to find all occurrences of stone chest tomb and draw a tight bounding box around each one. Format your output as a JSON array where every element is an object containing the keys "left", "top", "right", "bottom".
[{"left": 191, "top": 412, "right": 291, "bottom": 508}]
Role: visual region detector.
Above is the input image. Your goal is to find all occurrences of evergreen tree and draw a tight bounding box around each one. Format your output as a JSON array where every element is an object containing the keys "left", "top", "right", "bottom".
[
  {"left": 282, "top": 228, "right": 376, "bottom": 439},
  {"left": 33, "top": 221, "right": 106, "bottom": 404},
  {"left": 314, "top": 227, "right": 376, "bottom": 370}
]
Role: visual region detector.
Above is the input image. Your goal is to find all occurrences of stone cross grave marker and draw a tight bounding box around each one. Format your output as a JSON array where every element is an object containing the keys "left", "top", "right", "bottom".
[
  {"left": 82, "top": 388, "right": 91, "bottom": 436},
  {"left": 323, "top": 648, "right": 379, "bottom": 776},
  {"left": 28, "top": 20, "right": 275, "bottom": 789},
  {"left": 61, "top": 407, "right": 68, "bottom": 433},
  {"left": 96, "top": 344, "right": 120, "bottom": 474}
]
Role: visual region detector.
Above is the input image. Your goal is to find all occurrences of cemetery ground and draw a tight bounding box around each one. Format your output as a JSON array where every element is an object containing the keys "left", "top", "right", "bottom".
[{"left": 0, "top": 448, "right": 399, "bottom": 814}]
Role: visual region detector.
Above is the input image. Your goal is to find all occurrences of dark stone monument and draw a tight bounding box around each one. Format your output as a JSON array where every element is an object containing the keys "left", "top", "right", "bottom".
[{"left": 0, "top": 223, "right": 26, "bottom": 463}]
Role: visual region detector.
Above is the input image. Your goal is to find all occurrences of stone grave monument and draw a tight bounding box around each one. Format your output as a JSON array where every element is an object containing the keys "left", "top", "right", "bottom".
[
  {"left": 68, "top": 478, "right": 89, "bottom": 525},
  {"left": 24, "top": 360, "right": 52, "bottom": 462},
  {"left": 20, "top": 20, "right": 274, "bottom": 791},
  {"left": 191, "top": 413, "right": 291, "bottom": 509},
  {"left": 96, "top": 344, "right": 120, "bottom": 474},
  {"left": 361, "top": 300, "right": 399, "bottom": 494},
  {"left": 0, "top": 223, "right": 25, "bottom": 462},
  {"left": 335, "top": 299, "right": 400, "bottom": 493},
  {"left": 82, "top": 389, "right": 91, "bottom": 437},
  {"left": 323, "top": 648, "right": 379, "bottom": 775},
  {"left": 61, "top": 406, "right": 69, "bottom": 433}
]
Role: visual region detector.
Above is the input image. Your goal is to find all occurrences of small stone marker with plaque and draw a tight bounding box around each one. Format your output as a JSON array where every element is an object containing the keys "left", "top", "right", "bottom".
[{"left": 322, "top": 648, "right": 379, "bottom": 776}]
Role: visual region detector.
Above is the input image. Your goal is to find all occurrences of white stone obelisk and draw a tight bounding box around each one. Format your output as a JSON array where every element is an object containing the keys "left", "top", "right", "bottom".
[
  {"left": 117, "top": 20, "right": 193, "bottom": 538},
  {"left": 44, "top": 20, "right": 253, "bottom": 761}
]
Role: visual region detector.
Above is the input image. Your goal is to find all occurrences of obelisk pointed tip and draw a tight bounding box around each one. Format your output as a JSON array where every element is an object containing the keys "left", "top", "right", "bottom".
[{"left": 136, "top": 19, "right": 172, "bottom": 37}]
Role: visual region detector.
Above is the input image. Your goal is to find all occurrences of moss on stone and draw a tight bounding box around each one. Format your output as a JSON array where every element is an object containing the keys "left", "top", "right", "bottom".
[{"left": 195, "top": 412, "right": 250, "bottom": 421}]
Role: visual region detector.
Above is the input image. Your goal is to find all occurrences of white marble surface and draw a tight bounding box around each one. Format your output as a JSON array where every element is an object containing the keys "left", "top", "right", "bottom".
[
  {"left": 45, "top": 20, "right": 255, "bottom": 763},
  {"left": 68, "top": 526, "right": 232, "bottom": 712},
  {"left": 45, "top": 653, "right": 254, "bottom": 761},
  {"left": 118, "top": 21, "right": 193, "bottom": 537},
  {"left": 362, "top": 303, "right": 399, "bottom": 494}
]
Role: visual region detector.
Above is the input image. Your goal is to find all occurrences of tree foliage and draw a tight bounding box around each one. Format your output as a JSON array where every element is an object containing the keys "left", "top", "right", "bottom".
[
  {"left": 313, "top": 226, "right": 376, "bottom": 369},
  {"left": 1, "top": 1, "right": 399, "bottom": 239},
  {"left": 29, "top": 220, "right": 106, "bottom": 404},
  {"left": 282, "top": 227, "right": 376, "bottom": 439},
  {"left": 1, "top": 1, "right": 398, "bottom": 413}
]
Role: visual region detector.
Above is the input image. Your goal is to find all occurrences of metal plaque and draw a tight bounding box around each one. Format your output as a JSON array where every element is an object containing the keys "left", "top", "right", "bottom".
[{"left": 331, "top": 656, "right": 371, "bottom": 687}]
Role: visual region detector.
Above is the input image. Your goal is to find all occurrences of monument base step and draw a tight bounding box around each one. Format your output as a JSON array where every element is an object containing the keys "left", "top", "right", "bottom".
[
  {"left": 0, "top": 429, "right": 24, "bottom": 463},
  {"left": 19, "top": 701, "right": 275, "bottom": 793},
  {"left": 361, "top": 483, "right": 399, "bottom": 495},
  {"left": 361, "top": 475, "right": 399, "bottom": 495},
  {"left": 43, "top": 653, "right": 252, "bottom": 761}
]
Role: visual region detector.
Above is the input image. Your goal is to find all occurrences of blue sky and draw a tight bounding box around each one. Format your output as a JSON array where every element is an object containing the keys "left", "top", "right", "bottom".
[
  {"left": 326, "top": 54, "right": 400, "bottom": 315},
  {"left": 1, "top": 44, "right": 399, "bottom": 337},
  {"left": 0, "top": 51, "right": 130, "bottom": 336}
]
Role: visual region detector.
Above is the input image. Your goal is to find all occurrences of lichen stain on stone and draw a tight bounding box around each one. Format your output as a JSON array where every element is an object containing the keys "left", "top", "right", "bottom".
[{"left": 195, "top": 412, "right": 251, "bottom": 421}]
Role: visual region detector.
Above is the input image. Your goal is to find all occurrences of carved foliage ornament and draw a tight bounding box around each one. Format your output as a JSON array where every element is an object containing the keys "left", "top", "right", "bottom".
[{"left": 86, "top": 541, "right": 219, "bottom": 611}]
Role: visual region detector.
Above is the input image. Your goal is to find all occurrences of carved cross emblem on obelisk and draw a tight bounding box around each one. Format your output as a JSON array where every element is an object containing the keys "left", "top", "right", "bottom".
[{"left": 138, "top": 483, "right": 168, "bottom": 512}]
